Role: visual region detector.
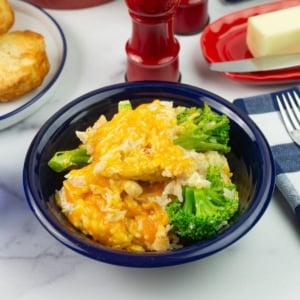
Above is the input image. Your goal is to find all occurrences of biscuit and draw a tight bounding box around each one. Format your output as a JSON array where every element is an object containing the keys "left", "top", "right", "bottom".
[
  {"left": 0, "top": 30, "right": 50, "bottom": 102},
  {"left": 0, "top": 0, "right": 14, "bottom": 34}
]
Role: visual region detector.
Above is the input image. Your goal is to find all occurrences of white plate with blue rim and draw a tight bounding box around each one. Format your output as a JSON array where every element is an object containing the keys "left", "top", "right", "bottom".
[{"left": 0, "top": 0, "right": 67, "bottom": 130}]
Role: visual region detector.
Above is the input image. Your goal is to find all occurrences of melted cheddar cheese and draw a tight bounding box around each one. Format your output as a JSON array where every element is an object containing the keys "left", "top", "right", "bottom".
[{"left": 55, "top": 100, "right": 232, "bottom": 252}]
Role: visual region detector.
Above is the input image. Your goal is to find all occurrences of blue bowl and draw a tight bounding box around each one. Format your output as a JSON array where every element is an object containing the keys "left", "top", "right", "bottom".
[{"left": 23, "top": 81, "right": 275, "bottom": 268}]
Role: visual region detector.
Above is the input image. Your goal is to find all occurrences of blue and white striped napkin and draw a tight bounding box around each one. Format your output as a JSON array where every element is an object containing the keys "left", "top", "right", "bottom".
[{"left": 233, "top": 86, "right": 300, "bottom": 219}]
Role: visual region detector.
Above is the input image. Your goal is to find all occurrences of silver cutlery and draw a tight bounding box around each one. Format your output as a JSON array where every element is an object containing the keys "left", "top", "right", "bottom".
[
  {"left": 276, "top": 91, "right": 300, "bottom": 146},
  {"left": 209, "top": 53, "right": 300, "bottom": 73}
]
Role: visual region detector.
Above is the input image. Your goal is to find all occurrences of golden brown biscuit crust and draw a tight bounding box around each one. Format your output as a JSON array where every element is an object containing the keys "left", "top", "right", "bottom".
[
  {"left": 0, "top": 30, "right": 50, "bottom": 102},
  {"left": 0, "top": 0, "right": 14, "bottom": 34}
]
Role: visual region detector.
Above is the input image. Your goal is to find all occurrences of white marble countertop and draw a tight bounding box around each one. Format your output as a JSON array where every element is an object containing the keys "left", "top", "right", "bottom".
[{"left": 1, "top": 0, "right": 300, "bottom": 299}]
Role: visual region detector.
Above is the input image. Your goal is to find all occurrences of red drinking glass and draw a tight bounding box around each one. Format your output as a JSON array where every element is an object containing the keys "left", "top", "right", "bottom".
[{"left": 174, "top": 0, "right": 209, "bottom": 35}]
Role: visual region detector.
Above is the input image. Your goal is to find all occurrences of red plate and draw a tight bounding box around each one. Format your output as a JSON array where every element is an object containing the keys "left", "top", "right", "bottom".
[{"left": 201, "top": 0, "right": 300, "bottom": 84}]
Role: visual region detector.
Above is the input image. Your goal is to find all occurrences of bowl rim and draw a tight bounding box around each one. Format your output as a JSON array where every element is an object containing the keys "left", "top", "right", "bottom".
[
  {"left": 23, "top": 81, "right": 275, "bottom": 268},
  {"left": 0, "top": 1, "right": 67, "bottom": 128}
]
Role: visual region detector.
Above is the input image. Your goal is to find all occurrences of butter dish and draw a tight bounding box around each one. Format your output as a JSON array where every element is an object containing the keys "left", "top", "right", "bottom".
[{"left": 201, "top": 0, "right": 300, "bottom": 84}]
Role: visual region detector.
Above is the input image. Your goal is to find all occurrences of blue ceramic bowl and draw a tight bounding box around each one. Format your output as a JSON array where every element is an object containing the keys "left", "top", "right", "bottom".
[{"left": 23, "top": 81, "right": 275, "bottom": 268}]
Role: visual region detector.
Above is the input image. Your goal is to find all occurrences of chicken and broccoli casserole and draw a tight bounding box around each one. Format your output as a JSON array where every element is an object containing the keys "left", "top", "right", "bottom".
[{"left": 48, "top": 100, "right": 239, "bottom": 252}]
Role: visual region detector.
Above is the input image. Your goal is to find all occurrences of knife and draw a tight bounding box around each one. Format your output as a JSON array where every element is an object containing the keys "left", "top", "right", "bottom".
[{"left": 209, "top": 53, "right": 300, "bottom": 73}]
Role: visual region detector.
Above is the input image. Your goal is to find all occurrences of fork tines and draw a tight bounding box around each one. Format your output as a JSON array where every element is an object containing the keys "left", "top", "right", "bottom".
[{"left": 276, "top": 91, "right": 300, "bottom": 146}]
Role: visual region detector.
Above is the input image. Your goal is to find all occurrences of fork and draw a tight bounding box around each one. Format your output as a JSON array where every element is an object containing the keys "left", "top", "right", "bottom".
[{"left": 276, "top": 91, "right": 300, "bottom": 146}]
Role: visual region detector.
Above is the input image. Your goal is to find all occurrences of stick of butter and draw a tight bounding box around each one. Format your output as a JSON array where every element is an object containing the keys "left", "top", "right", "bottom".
[{"left": 246, "top": 6, "right": 300, "bottom": 57}]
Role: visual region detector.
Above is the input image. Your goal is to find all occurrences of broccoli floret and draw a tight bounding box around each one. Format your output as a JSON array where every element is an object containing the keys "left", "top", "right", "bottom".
[
  {"left": 118, "top": 100, "right": 132, "bottom": 111},
  {"left": 174, "top": 103, "right": 231, "bottom": 153},
  {"left": 48, "top": 146, "right": 90, "bottom": 172},
  {"left": 166, "top": 167, "right": 239, "bottom": 242},
  {"left": 48, "top": 101, "right": 132, "bottom": 173},
  {"left": 207, "top": 165, "right": 226, "bottom": 192}
]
